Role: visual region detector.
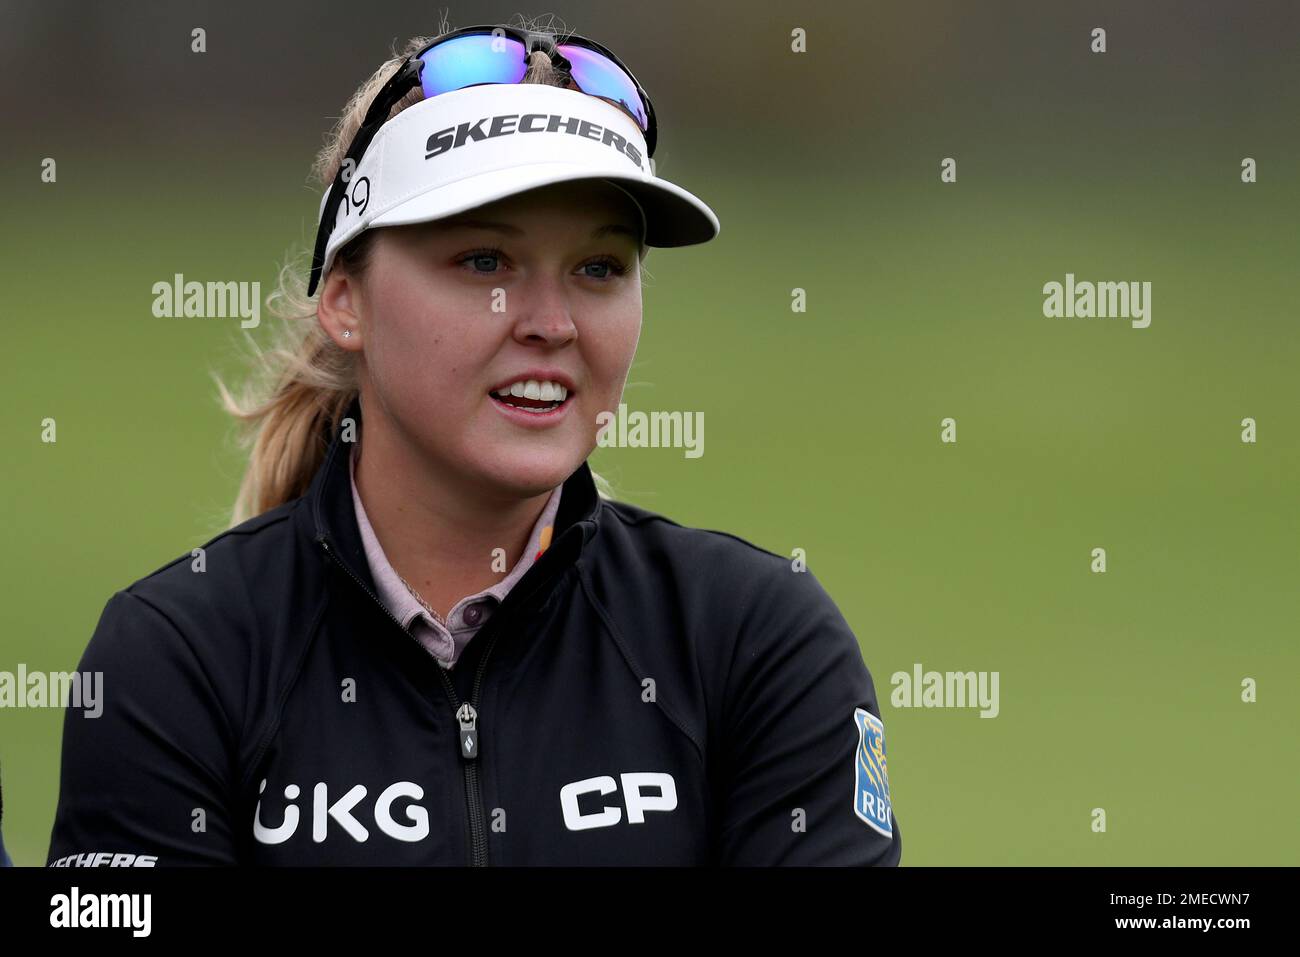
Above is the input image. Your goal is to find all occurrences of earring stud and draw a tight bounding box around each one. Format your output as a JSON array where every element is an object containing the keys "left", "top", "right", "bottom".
[{"left": 342, "top": 330, "right": 352, "bottom": 339}]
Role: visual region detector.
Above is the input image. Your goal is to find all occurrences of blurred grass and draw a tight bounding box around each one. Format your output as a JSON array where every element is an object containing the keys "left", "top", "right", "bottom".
[{"left": 1, "top": 135, "right": 1297, "bottom": 866}]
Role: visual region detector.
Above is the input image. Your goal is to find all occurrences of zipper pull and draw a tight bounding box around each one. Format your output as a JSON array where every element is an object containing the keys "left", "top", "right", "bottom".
[{"left": 456, "top": 702, "right": 479, "bottom": 760}]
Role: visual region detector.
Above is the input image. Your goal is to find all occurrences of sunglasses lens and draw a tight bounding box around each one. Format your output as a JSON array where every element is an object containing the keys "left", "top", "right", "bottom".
[
  {"left": 556, "top": 43, "right": 648, "bottom": 131},
  {"left": 418, "top": 34, "right": 529, "bottom": 97}
]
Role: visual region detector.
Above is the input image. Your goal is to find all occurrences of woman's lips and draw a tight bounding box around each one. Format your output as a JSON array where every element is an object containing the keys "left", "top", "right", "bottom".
[{"left": 488, "top": 391, "right": 575, "bottom": 428}]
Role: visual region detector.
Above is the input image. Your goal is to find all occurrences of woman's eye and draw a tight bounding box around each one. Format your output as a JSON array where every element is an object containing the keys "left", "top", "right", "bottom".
[
  {"left": 459, "top": 250, "right": 503, "bottom": 274},
  {"left": 580, "top": 257, "right": 627, "bottom": 281},
  {"left": 457, "top": 250, "right": 627, "bottom": 280}
]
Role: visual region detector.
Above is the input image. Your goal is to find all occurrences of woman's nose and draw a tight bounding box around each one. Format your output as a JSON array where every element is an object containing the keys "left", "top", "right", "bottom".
[{"left": 511, "top": 278, "right": 579, "bottom": 344}]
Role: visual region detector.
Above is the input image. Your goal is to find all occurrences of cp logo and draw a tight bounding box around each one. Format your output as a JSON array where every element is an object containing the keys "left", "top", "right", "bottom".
[{"left": 559, "top": 772, "right": 677, "bottom": 831}]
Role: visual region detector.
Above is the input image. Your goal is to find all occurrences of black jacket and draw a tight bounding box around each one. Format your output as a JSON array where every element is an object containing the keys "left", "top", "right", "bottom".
[{"left": 46, "top": 396, "right": 900, "bottom": 866}]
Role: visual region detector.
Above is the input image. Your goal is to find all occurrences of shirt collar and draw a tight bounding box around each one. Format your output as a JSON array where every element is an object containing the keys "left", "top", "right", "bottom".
[
  {"left": 347, "top": 440, "right": 563, "bottom": 629},
  {"left": 305, "top": 393, "right": 601, "bottom": 605}
]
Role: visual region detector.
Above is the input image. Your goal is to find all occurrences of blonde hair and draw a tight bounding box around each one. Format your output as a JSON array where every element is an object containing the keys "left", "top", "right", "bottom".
[{"left": 215, "top": 14, "right": 631, "bottom": 527}]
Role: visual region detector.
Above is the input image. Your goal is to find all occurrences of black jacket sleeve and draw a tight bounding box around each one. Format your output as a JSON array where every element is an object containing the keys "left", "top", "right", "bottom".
[
  {"left": 714, "top": 561, "right": 900, "bottom": 865},
  {"left": 46, "top": 590, "right": 240, "bottom": 866}
]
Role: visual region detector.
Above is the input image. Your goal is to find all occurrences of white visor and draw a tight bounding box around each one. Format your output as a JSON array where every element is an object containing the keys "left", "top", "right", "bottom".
[{"left": 314, "top": 83, "right": 720, "bottom": 288}]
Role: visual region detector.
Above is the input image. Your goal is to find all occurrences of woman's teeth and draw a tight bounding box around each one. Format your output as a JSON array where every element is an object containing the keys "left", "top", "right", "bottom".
[
  {"left": 496, "top": 379, "right": 568, "bottom": 401},
  {"left": 492, "top": 379, "right": 569, "bottom": 412}
]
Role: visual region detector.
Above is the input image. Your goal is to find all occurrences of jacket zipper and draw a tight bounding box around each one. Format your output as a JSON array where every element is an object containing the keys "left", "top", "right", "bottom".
[{"left": 317, "top": 535, "right": 500, "bottom": 866}]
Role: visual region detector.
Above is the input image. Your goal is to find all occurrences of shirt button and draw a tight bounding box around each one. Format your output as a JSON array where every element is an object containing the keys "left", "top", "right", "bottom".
[{"left": 463, "top": 604, "right": 484, "bottom": 627}]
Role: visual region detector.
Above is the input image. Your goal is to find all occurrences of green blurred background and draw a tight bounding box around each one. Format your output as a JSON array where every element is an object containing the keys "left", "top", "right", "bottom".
[{"left": 2, "top": 0, "right": 1297, "bottom": 865}]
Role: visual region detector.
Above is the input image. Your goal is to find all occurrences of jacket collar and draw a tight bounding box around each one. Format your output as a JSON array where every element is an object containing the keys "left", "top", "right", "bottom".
[{"left": 303, "top": 393, "right": 602, "bottom": 597}]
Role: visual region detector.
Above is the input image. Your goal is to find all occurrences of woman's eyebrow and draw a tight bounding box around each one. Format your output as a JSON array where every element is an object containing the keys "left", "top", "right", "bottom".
[
  {"left": 447, "top": 219, "right": 525, "bottom": 235},
  {"left": 592, "top": 224, "right": 640, "bottom": 241},
  {"left": 444, "top": 219, "right": 638, "bottom": 240}
]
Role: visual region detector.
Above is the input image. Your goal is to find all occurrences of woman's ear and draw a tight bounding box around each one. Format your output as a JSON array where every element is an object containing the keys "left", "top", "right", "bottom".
[{"left": 317, "top": 269, "right": 365, "bottom": 351}]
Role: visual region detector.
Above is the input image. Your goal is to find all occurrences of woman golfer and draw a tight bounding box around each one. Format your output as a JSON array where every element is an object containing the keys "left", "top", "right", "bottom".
[{"left": 47, "top": 21, "right": 899, "bottom": 866}]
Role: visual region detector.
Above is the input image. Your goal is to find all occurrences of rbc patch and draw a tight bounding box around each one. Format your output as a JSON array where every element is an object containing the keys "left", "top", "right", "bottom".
[{"left": 852, "top": 707, "right": 893, "bottom": 838}]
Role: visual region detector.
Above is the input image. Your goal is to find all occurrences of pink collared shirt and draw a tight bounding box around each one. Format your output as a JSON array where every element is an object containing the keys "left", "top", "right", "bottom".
[{"left": 348, "top": 443, "right": 563, "bottom": 670}]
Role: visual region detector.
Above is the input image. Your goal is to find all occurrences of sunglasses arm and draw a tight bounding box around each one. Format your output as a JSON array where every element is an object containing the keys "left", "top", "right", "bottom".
[{"left": 308, "top": 58, "right": 425, "bottom": 296}]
